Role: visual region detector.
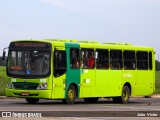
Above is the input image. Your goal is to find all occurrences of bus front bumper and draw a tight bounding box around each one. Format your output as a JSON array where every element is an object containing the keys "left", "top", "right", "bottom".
[{"left": 5, "top": 88, "right": 52, "bottom": 99}]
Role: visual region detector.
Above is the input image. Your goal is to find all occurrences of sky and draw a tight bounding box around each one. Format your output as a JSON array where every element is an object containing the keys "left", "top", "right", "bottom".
[{"left": 0, "top": 0, "right": 160, "bottom": 60}]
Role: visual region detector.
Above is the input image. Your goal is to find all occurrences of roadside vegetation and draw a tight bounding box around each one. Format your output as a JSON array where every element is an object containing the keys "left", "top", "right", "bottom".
[
  {"left": 0, "top": 66, "right": 7, "bottom": 96},
  {"left": 155, "top": 71, "right": 160, "bottom": 93}
]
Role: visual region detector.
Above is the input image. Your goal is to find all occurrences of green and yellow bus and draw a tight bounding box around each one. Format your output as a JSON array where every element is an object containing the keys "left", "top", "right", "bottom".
[{"left": 3, "top": 39, "right": 155, "bottom": 104}]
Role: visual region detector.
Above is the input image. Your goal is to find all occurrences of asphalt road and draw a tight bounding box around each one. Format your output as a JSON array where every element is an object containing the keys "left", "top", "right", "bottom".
[{"left": 0, "top": 96, "right": 160, "bottom": 119}]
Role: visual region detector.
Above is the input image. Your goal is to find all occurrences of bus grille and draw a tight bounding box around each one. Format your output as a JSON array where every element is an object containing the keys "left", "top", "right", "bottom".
[{"left": 12, "top": 82, "right": 39, "bottom": 90}]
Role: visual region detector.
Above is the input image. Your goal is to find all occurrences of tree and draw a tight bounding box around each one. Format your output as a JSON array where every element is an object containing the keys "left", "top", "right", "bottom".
[
  {"left": 0, "top": 57, "right": 7, "bottom": 66},
  {"left": 156, "top": 60, "right": 160, "bottom": 71}
]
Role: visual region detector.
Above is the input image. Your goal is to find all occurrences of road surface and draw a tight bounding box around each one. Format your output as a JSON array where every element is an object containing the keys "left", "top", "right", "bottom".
[{"left": 0, "top": 96, "right": 160, "bottom": 119}]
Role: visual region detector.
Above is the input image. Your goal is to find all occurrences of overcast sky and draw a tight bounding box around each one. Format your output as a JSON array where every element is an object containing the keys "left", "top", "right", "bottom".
[{"left": 0, "top": 0, "right": 160, "bottom": 60}]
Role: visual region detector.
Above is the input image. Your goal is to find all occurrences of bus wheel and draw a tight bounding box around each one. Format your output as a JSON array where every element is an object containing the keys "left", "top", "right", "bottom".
[
  {"left": 121, "top": 86, "right": 130, "bottom": 103},
  {"left": 62, "top": 85, "right": 76, "bottom": 104},
  {"left": 26, "top": 98, "right": 39, "bottom": 104},
  {"left": 84, "top": 98, "right": 99, "bottom": 103},
  {"left": 113, "top": 86, "right": 130, "bottom": 104}
]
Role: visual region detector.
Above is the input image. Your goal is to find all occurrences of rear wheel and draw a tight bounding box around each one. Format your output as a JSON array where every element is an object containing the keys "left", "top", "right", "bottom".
[
  {"left": 26, "top": 98, "right": 39, "bottom": 104},
  {"left": 113, "top": 86, "right": 130, "bottom": 104},
  {"left": 62, "top": 85, "right": 76, "bottom": 104},
  {"left": 84, "top": 98, "right": 99, "bottom": 103}
]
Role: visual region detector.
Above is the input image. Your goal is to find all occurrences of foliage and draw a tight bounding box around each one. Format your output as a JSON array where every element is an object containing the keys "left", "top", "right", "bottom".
[
  {"left": 0, "top": 66, "right": 7, "bottom": 96},
  {"left": 0, "top": 57, "right": 7, "bottom": 66},
  {"left": 155, "top": 71, "right": 160, "bottom": 93},
  {"left": 156, "top": 60, "right": 160, "bottom": 71}
]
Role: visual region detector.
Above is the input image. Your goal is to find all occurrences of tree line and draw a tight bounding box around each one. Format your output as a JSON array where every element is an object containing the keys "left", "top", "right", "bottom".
[
  {"left": 0, "top": 57, "right": 7, "bottom": 66},
  {"left": 1, "top": 56, "right": 160, "bottom": 71}
]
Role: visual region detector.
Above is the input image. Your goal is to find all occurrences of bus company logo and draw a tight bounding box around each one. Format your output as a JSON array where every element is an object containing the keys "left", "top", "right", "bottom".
[{"left": 2, "top": 112, "right": 11, "bottom": 117}]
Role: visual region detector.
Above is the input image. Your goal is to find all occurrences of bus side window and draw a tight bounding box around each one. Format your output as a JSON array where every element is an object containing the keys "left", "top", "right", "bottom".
[
  {"left": 54, "top": 50, "right": 67, "bottom": 77},
  {"left": 81, "top": 49, "right": 95, "bottom": 69},
  {"left": 70, "top": 48, "right": 80, "bottom": 69},
  {"left": 137, "top": 51, "right": 148, "bottom": 70},
  {"left": 149, "top": 52, "right": 153, "bottom": 70},
  {"left": 124, "top": 51, "right": 136, "bottom": 70},
  {"left": 96, "top": 49, "right": 109, "bottom": 69},
  {"left": 110, "top": 50, "right": 122, "bottom": 70}
]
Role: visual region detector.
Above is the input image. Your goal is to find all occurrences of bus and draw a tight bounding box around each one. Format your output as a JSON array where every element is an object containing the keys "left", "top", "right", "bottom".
[{"left": 3, "top": 39, "right": 155, "bottom": 104}]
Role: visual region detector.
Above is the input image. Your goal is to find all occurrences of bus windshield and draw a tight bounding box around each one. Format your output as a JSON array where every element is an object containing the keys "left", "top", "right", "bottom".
[{"left": 7, "top": 50, "right": 50, "bottom": 77}]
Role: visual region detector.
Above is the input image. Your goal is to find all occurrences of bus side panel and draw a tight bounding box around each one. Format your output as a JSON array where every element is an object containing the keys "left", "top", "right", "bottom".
[
  {"left": 133, "top": 70, "right": 154, "bottom": 96},
  {"left": 94, "top": 70, "right": 109, "bottom": 97},
  {"left": 122, "top": 70, "right": 136, "bottom": 96},
  {"left": 80, "top": 69, "right": 95, "bottom": 97},
  {"left": 107, "top": 70, "right": 122, "bottom": 97}
]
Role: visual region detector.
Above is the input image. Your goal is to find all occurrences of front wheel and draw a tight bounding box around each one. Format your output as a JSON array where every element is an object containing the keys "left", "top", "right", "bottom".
[
  {"left": 26, "top": 98, "right": 39, "bottom": 104},
  {"left": 113, "top": 86, "right": 130, "bottom": 104},
  {"left": 62, "top": 85, "right": 76, "bottom": 104}
]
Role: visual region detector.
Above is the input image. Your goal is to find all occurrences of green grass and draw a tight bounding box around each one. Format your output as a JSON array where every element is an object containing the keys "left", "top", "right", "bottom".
[
  {"left": 155, "top": 71, "right": 160, "bottom": 94},
  {"left": 0, "top": 66, "right": 160, "bottom": 96},
  {"left": 0, "top": 66, "right": 7, "bottom": 96}
]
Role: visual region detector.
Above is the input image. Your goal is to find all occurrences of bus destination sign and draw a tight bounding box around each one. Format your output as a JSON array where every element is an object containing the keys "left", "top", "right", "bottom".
[{"left": 10, "top": 42, "right": 51, "bottom": 49}]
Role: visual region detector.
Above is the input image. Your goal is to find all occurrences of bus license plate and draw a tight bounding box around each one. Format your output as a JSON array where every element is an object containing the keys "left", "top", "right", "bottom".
[{"left": 21, "top": 92, "right": 29, "bottom": 96}]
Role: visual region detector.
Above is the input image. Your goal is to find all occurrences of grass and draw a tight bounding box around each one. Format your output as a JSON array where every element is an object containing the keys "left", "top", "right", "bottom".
[
  {"left": 0, "top": 66, "right": 7, "bottom": 96},
  {"left": 155, "top": 71, "right": 160, "bottom": 93},
  {"left": 0, "top": 66, "right": 160, "bottom": 96}
]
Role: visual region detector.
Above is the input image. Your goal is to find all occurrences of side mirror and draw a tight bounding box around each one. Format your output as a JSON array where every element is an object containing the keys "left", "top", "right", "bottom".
[
  {"left": 2, "top": 47, "right": 8, "bottom": 60},
  {"left": 2, "top": 51, "right": 6, "bottom": 60}
]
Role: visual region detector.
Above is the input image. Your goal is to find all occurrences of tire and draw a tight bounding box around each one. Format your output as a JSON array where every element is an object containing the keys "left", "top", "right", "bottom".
[
  {"left": 62, "top": 85, "right": 76, "bottom": 104},
  {"left": 121, "top": 86, "right": 130, "bottom": 103},
  {"left": 84, "top": 98, "right": 99, "bottom": 103},
  {"left": 26, "top": 98, "right": 39, "bottom": 104},
  {"left": 113, "top": 86, "right": 130, "bottom": 104}
]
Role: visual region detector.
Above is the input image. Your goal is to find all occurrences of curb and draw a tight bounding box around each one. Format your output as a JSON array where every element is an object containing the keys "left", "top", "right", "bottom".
[
  {"left": 151, "top": 94, "right": 160, "bottom": 98},
  {"left": 0, "top": 96, "right": 18, "bottom": 99}
]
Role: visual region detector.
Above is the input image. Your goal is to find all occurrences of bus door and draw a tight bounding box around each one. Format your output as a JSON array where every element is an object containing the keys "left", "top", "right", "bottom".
[
  {"left": 52, "top": 48, "right": 67, "bottom": 99},
  {"left": 65, "top": 45, "right": 81, "bottom": 98},
  {"left": 80, "top": 49, "right": 96, "bottom": 97}
]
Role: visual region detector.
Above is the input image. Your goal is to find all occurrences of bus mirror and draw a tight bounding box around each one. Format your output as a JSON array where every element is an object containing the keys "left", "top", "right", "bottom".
[
  {"left": 2, "top": 51, "right": 6, "bottom": 60},
  {"left": 2, "top": 47, "right": 8, "bottom": 60}
]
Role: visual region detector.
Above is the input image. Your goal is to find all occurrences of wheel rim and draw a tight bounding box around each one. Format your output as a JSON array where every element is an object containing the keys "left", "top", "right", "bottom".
[
  {"left": 122, "top": 90, "right": 128, "bottom": 101},
  {"left": 68, "top": 89, "right": 74, "bottom": 101}
]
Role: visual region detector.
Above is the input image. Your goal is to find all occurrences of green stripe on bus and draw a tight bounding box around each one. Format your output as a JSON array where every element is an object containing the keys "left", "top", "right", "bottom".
[{"left": 65, "top": 43, "right": 80, "bottom": 98}]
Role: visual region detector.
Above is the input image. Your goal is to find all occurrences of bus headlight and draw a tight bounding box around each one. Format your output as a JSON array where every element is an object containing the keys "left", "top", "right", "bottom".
[
  {"left": 37, "top": 83, "right": 48, "bottom": 90},
  {"left": 7, "top": 82, "right": 15, "bottom": 89}
]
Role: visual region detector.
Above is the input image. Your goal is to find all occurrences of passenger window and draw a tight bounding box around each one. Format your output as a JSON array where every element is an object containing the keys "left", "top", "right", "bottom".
[
  {"left": 95, "top": 49, "right": 109, "bottom": 69},
  {"left": 81, "top": 49, "right": 95, "bottom": 69},
  {"left": 149, "top": 52, "right": 152, "bottom": 70},
  {"left": 124, "top": 51, "right": 136, "bottom": 70},
  {"left": 54, "top": 50, "right": 66, "bottom": 77},
  {"left": 70, "top": 48, "right": 80, "bottom": 69},
  {"left": 110, "top": 50, "right": 122, "bottom": 70},
  {"left": 137, "top": 51, "right": 148, "bottom": 70}
]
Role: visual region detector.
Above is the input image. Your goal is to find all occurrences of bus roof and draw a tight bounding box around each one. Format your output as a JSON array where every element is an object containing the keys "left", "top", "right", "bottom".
[{"left": 10, "top": 39, "right": 154, "bottom": 51}]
